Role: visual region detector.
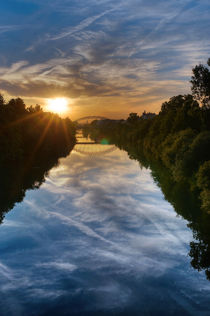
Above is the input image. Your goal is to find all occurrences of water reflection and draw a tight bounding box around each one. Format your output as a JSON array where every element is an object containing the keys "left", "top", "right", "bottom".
[
  {"left": 0, "top": 147, "right": 72, "bottom": 223},
  {"left": 0, "top": 146, "right": 210, "bottom": 315},
  {"left": 75, "top": 133, "right": 116, "bottom": 156},
  {"left": 128, "top": 151, "right": 210, "bottom": 282}
]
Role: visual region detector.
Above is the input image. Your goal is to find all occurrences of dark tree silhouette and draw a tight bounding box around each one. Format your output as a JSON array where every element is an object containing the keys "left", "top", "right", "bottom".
[
  {"left": 127, "top": 112, "right": 140, "bottom": 123},
  {"left": 191, "top": 58, "right": 210, "bottom": 108}
]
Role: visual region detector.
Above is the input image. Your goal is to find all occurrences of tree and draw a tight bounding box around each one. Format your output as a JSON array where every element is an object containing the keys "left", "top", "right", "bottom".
[
  {"left": 8, "top": 98, "right": 26, "bottom": 114},
  {"left": 160, "top": 95, "right": 196, "bottom": 114},
  {"left": 27, "top": 104, "right": 42, "bottom": 113},
  {"left": 191, "top": 58, "right": 210, "bottom": 108},
  {"left": 0, "top": 94, "right": 5, "bottom": 107},
  {"left": 127, "top": 113, "right": 140, "bottom": 123}
]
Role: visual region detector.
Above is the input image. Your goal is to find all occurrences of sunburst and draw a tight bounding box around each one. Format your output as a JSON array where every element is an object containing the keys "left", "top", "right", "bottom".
[{"left": 47, "top": 98, "right": 69, "bottom": 114}]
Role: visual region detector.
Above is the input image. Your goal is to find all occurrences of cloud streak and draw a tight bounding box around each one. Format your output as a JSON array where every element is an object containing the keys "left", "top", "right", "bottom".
[
  {"left": 49, "top": 8, "right": 116, "bottom": 41},
  {"left": 0, "top": 25, "right": 21, "bottom": 34}
]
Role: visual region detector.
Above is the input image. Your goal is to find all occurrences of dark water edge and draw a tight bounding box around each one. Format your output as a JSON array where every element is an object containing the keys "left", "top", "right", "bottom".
[
  {"left": 114, "top": 140, "right": 210, "bottom": 281},
  {"left": 0, "top": 141, "right": 75, "bottom": 223}
]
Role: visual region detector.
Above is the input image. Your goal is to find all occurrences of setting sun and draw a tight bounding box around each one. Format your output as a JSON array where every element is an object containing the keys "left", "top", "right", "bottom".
[{"left": 46, "top": 98, "right": 69, "bottom": 114}]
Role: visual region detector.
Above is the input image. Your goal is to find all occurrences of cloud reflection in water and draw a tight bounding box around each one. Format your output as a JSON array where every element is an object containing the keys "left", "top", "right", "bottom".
[{"left": 0, "top": 148, "right": 209, "bottom": 315}]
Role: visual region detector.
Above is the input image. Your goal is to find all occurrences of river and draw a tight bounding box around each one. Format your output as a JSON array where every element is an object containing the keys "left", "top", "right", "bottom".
[{"left": 0, "top": 139, "right": 210, "bottom": 316}]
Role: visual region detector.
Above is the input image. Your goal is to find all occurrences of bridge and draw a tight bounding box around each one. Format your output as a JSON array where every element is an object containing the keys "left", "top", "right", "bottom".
[
  {"left": 76, "top": 142, "right": 98, "bottom": 144},
  {"left": 75, "top": 138, "right": 116, "bottom": 156},
  {"left": 75, "top": 116, "right": 108, "bottom": 123},
  {"left": 74, "top": 143, "right": 116, "bottom": 156}
]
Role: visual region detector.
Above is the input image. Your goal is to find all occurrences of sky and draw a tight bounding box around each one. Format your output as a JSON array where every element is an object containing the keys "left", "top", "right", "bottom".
[{"left": 0, "top": 0, "right": 210, "bottom": 119}]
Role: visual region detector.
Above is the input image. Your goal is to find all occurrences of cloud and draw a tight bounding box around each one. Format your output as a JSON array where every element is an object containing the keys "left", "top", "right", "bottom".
[
  {"left": 37, "top": 261, "right": 77, "bottom": 272},
  {"left": 0, "top": 0, "right": 210, "bottom": 117},
  {"left": 0, "top": 25, "right": 21, "bottom": 34},
  {"left": 49, "top": 8, "right": 116, "bottom": 41},
  {"left": 0, "top": 262, "right": 14, "bottom": 280}
]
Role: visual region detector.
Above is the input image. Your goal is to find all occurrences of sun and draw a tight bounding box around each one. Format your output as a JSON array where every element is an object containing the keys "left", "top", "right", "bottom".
[{"left": 46, "top": 98, "right": 69, "bottom": 114}]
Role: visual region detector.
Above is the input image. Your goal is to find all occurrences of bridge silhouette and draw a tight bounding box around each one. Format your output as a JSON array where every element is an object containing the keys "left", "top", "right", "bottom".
[
  {"left": 76, "top": 142, "right": 98, "bottom": 144},
  {"left": 75, "top": 116, "right": 108, "bottom": 123},
  {"left": 74, "top": 145, "right": 116, "bottom": 156}
]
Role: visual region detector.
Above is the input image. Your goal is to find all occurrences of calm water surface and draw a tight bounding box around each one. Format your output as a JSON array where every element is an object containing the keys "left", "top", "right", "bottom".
[{"left": 0, "top": 142, "right": 210, "bottom": 315}]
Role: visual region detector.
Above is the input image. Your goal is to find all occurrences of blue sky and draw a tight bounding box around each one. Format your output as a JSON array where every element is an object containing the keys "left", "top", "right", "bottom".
[{"left": 0, "top": 0, "right": 210, "bottom": 118}]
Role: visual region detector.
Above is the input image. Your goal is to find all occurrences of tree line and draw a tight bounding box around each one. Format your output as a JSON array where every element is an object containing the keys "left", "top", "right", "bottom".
[{"left": 0, "top": 96, "right": 76, "bottom": 163}]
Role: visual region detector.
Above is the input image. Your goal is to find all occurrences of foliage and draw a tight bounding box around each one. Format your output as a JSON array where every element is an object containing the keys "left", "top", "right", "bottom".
[
  {"left": 191, "top": 58, "right": 210, "bottom": 107},
  {"left": 0, "top": 95, "right": 76, "bottom": 164}
]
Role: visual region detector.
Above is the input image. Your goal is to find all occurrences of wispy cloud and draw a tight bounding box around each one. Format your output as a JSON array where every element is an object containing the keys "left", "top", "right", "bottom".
[
  {"left": 49, "top": 8, "right": 116, "bottom": 41},
  {"left": 37, "top": 261, "right": 77, "bottom": 272},
  {"left": 0, "top": 25, "right": 21, "bottom": 34}
]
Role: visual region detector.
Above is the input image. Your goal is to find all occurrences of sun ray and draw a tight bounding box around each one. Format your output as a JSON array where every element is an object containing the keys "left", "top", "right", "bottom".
[
  {"left": 5, "top": 110, "right": 42, "bottom": 129},
  {"left": 61, "top": 118, "right": 71, "bottom": 146},
  {"left": 24, "top": 115, "right": 54, "bottom": 173},
  {"left": 32, "top": 116, "right": 54, "bottom": 154}
]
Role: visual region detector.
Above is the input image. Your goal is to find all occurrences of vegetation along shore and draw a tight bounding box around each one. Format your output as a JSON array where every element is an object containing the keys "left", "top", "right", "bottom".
[{"left": 83, "top": 59, "right": 210, "bottom": 213}]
